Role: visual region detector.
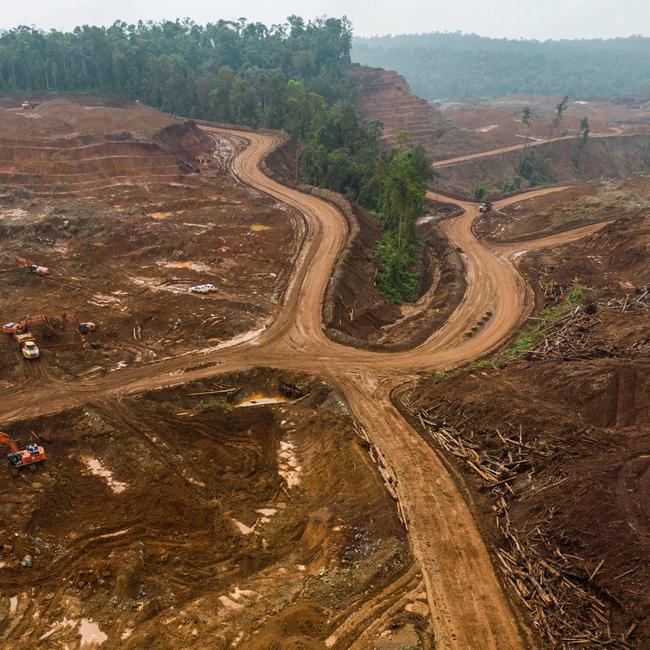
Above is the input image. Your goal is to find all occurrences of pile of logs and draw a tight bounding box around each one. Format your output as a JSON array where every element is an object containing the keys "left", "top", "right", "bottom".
[
  {"left": 403, "top": 397, "right": 631, "bottom": 648},
  {"left": 539, "top": 274, "right": 565, "bottom": 301},
  {"left": 409, "top": 398, "right": 551, "bottom": 492},
  {"left": 520, "top": 307, "right": 607, "bottom": 361},
  {"left": 604, "top": 286, "right": 650, "bottom": 312}
]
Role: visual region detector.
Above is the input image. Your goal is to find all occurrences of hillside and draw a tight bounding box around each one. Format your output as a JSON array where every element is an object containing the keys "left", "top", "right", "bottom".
[
  {"left": 353, "top": 33, "right": 650, "bottom": 100},
  {"left": 352, "top": 65, "right": 490, "bottom": 160}
]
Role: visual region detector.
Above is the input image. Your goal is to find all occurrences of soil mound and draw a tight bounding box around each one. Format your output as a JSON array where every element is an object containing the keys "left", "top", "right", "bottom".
[{"left": 33, "top": 98, "right": 177, "bottom": 137}]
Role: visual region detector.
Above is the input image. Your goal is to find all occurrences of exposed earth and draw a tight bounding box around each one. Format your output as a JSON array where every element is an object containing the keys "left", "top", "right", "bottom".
[
  {"left": 353, "top": 67, "right": 650, "bottom": 167},
  {"left": 1, "top": 369, "right": 413, "bottom": 649},
  {"left": 0, "top": 99, "right": 301, "bottom": 383},
  {"left": 0, "top": 90, "right": 648, "bottom": 650},
  {"left": 399, "top": 202, "right": 650, "bottom": 646}
]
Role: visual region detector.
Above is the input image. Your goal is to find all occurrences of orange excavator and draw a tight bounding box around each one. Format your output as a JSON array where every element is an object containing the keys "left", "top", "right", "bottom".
[
  {"left": 15, "top": 256, "right": 49, "bottom": 276},
  {"left": 2, "top": 314, "right": 52, "bottom": 336},
  {"left": 0, "top": 432, "right": 46, "bottom": 476}
]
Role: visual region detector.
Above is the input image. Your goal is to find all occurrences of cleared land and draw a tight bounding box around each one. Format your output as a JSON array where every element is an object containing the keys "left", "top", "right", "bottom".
[{"left": 1, "top": 96, "right": 645, "bottom": 648}]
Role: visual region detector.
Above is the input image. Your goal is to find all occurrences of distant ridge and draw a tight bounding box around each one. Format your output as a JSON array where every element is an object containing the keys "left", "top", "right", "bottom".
[{"left": 353, "top": 32, "right": 650, "bottom": 99}]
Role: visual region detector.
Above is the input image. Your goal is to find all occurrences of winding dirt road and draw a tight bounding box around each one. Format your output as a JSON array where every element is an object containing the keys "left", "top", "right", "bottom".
[{"left": 0, "top": 126, "right": 612, "bottom": 648}]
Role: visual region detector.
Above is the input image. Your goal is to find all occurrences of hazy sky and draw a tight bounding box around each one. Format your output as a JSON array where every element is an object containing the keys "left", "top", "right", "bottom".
[{"left": 3, "top": 0, "right": 648, "bottom": 40}]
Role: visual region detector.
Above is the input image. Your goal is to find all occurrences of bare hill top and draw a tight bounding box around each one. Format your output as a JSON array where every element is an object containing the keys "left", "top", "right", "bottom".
[{"left": 0, "top": 98, "right": 178, "bottom": 140}]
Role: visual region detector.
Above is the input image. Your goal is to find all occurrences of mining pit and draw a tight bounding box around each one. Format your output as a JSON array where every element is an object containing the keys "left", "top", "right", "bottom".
[{"left": 0, "top": 369, "right": 412, "bottom": 648}]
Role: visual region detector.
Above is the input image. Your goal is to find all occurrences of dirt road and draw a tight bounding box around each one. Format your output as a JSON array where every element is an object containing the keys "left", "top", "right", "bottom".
[
  {"left": 0, "top": 127, "right": 611, "bottom": 648},
  {"left": 431, "top": 130, "right": 637, "bottom": 168}
]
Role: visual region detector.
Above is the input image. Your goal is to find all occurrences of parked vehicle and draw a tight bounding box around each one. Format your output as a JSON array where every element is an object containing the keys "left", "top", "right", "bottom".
[
  {"left": 14, "top": 333, "right": 40, "bottom": 359},
  {"left": 189, "top": 284, "right": 215, "bottom": 294}
]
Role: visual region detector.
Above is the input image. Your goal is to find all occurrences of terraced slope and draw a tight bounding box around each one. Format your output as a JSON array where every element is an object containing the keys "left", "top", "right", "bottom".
[
  {"left": 0, "top": 126, "right": 210, "bottom": 197},
  {"left": 353, "top": 65, "right": 489, "bottom": 160}
]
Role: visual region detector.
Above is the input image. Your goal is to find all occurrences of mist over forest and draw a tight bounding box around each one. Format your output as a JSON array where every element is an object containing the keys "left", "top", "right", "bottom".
[{"left": 353, "top": 32, "right": 650, "bottom": 99}]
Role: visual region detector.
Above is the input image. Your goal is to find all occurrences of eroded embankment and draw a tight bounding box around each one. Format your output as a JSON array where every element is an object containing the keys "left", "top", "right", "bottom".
[
  {"left": 437, "top": 134, "right": 650, "bottom": 198},
  {"left": 0, "top": 122, "right": 212, "bottom": 197}
]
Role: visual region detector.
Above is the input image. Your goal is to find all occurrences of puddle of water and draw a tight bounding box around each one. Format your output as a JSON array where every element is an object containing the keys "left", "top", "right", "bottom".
[
  {"left": 148, "top": 211, "right": 175, "bottom": 220},
  {"left": 97, "top": 528, "right": 130, "bottom": 540},
  {"left": 197, "top": 321, "right": 269, "bottom": 353},
  {"left": 232, "top": 519, "right": 255, "bottom": 535},
  {"left": 82, "top": 457, "right": 127, "bottom": 494},
  {"left": 182, "top": 222, "right": 210, "bottom": 229},
  {"left": 230, "top": 586, "right": 257, "bottom": 601},
  {"left": 89, "top": 293, "right": 123, "bottom": 307},
  {"left": 236, "top": 395, "right": 287, "bottom": 408},
  {"left": 250, "top": 223, "right": 271, "bottom": 232},
  {"left": 79, "top": 618, "right": 108, "bottom": 647},
  {"left": 157, "top": 260, "right": 215, "bottom": 274},
  {"left": 278, "top": 441, "right": 301, "bottom": 488},
  {"left": 132, "top": 277, "right": 187, "bottom": 294},
  {"left": 256, "top": 508, "right": 277, "bottom": 517}
]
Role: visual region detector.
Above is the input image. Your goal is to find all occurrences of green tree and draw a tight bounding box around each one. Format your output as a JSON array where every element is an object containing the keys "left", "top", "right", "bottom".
[
  {"left": 550, "top": 95, "right": 569, "bottom": 138},
  {"left": 521, "top": 106, "right": 533, "bottom": 154},
  {"left": 579, "top": 116, "right": 590, "bottom": 144},
  {"left": 473, "top": 183, "right": 487, "bottom": 201}
]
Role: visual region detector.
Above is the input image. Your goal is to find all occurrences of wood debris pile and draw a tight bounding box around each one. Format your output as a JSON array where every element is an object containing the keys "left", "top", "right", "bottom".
[
  {"left": 402, "top": 396, "right": 633, "bottom": 648},
  {"left": 521, "top": 288, "right": 650, "bottom": 362}
]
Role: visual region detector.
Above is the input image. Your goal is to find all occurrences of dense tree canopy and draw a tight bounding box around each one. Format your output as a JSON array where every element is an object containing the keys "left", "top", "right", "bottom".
[
  {"left": 0, "top": 17, "right": 354, "bottom": 125},
  {"left": 353, "top": 32, "right": 650, "bottom": 99}
]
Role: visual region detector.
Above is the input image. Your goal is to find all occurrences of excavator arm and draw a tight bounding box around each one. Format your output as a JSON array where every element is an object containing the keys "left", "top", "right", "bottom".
[{"left": 0, "top": 432, "right": 18, "bottom": 453}]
